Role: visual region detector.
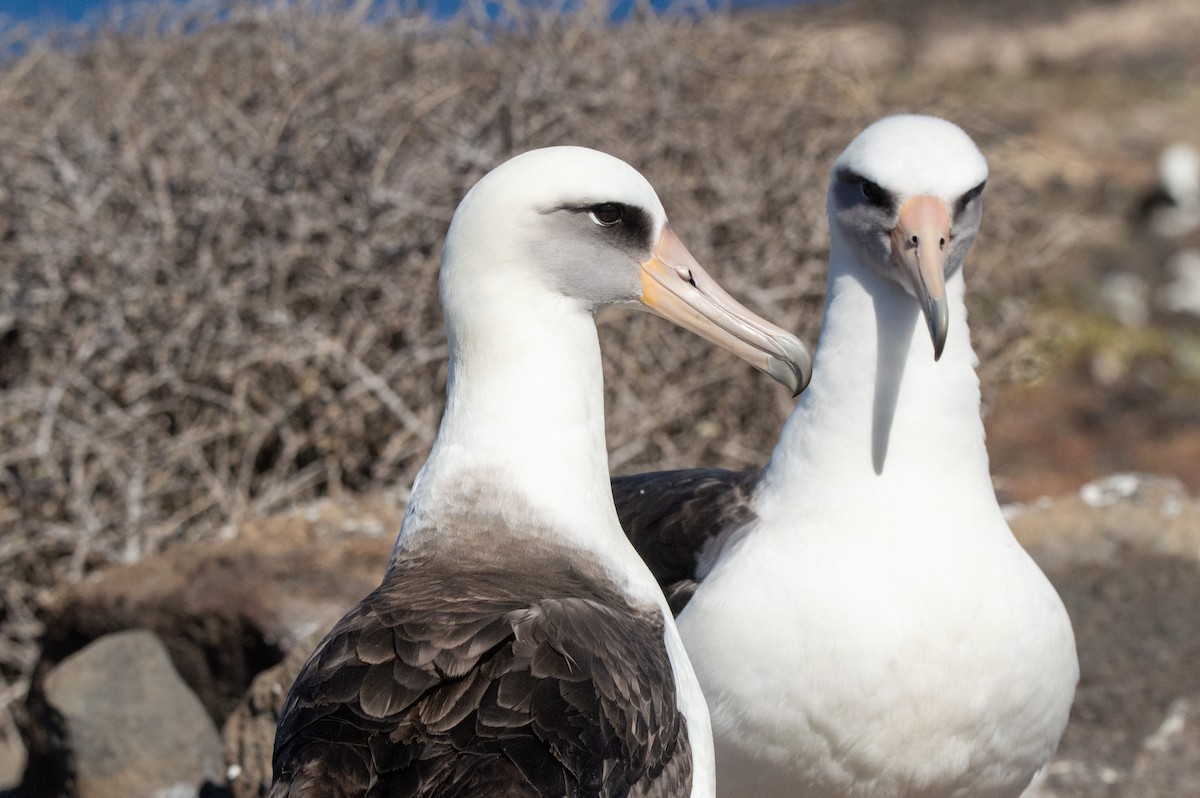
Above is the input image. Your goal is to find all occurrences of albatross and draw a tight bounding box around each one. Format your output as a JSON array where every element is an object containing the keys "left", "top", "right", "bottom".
[
  {"left": 269, "top": 146, "right": 811, "bottom": 797},
  {"left": 613, "top": 116, "right": 1079, "bottom": 797}
]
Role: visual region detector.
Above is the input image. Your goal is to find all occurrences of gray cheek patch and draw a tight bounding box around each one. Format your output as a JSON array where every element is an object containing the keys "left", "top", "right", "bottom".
[
  {"left": 527, "top": 212, "right": 647, "bottom": 308},
  {"left": 835, "top": 198, "right": 895, "bottom": 272},
  {"left": 947, "top": 198, "right": 983, "bottom": 277}
]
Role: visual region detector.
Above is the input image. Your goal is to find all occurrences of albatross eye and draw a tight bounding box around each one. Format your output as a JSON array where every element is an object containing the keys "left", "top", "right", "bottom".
[{"left": 588, "top": 203, "right": 624, "bottom": 227}]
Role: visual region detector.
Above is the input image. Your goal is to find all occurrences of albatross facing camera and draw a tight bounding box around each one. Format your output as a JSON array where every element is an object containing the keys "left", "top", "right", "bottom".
[
  {"left": 269, "top": 146, "right": 810, "bottom": 798},
  {"left": 614, "top": 116, "right": 1079, "bottom": 798}
]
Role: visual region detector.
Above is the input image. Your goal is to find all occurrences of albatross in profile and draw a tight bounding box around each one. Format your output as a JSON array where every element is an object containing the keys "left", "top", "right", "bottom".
[
  {"left": 614, "top": 116, "right": 1079, "bottom": 797},
  {"left": 270, "top": 146, "right": 811, "bottom": 797}
]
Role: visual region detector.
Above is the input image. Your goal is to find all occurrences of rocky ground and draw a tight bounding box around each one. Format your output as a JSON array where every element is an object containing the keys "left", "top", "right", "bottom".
[
  {"left": 2, "top": 0, "right": 1200, "bottom": 794},
  {"left": 2, "top": 474, "right": 1199, "bottom": 797}
]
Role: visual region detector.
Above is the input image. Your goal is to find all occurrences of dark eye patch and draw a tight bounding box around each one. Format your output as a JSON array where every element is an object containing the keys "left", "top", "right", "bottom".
[
  {"left": 549, "top": 201, "right": 655, "bottom": 253},
  {"left": 859, "top": 179, "right": 891, "bottom": 208},
  {"left": 836, "top": 169, "right": 894, "bottom": 214},
  {"left": 954, "top": 180, "right": 986, "bottom": 219}
]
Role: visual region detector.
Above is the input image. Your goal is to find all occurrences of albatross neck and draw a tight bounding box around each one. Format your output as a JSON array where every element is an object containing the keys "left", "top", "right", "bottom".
[
  {"left": 757, "top": 231, "right": 995, "bottom": 524},
  {"left": 401, "top": 265, "right": 632, "bottom": 565}
]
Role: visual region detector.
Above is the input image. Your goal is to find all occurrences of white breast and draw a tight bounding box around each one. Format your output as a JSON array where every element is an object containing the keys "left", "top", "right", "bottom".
[{"left": 679, "top": 500, "right": 1076, "bottom": 798}]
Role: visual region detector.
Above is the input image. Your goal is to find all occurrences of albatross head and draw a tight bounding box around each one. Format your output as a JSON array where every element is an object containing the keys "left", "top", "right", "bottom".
[
  {"left": 828, "top": 115, "right": 988, "bottom": 360},
  {"left": 442, "top": 146, "right": 811, "bottom": 394}
]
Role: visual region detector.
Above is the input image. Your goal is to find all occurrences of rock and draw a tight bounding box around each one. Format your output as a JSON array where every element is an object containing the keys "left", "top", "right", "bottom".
[
  {"left": 36, "top": 495, "right": 399, "bottom": 726},
  {"left": 1008, "top": 472, "right": 1200, "bottom": 573},
  {"left": 1158, "top": 249, "right": 1200, "bottom": 317},
  {"left": 26, "top": 629, "right": 224, "bottom": 798}
]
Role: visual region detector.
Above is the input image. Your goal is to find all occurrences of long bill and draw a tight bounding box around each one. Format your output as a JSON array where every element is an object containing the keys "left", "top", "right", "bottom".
[
  {"left": 639, "top": 224, "right": 812, "bottom": 396},
  {"left": 890, "top": 196, "right": 951, "bottom": 360}
]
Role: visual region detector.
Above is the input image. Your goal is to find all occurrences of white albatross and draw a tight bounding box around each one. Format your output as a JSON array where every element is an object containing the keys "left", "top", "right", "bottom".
[
  {"left": 613, "top": 116, "right": 1079, "bottom": 797},
  {"left": 269, "top": 146, "right": 811, "bottom": 797}
]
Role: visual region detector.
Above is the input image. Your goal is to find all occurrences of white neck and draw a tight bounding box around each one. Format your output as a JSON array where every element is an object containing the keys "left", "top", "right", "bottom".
[
  {"left": 756, "top": 229, "right": 995, "bottom": 528},
  {"left": 394, "top": 256, "right": 663, "bottom": 595}
]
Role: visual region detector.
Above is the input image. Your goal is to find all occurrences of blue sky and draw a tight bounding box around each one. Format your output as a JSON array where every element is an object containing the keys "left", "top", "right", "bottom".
[
  {"left": 1, "top": 0, "right": 114, "bottom": 26},
  {"left": 0, "top": 0, "right": 807, "bottom": 31}
]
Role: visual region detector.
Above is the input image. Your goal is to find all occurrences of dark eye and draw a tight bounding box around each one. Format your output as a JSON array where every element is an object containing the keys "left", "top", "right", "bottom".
[
  {"left": 588, "top": 203, "right": 624, "bottom": 227},
  {"left": 860, "top": 179, "right": 890, "bottom": 208}
]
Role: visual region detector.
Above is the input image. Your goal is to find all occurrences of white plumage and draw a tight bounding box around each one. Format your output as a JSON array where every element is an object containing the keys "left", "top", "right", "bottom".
[{"left": 670, "top": 116, "right": 1078, "bottom": 797}]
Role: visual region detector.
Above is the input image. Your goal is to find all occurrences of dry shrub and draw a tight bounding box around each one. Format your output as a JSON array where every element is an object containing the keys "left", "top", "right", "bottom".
[{"left": 0, "top": 0, "right": 1052, "bottom": 722}]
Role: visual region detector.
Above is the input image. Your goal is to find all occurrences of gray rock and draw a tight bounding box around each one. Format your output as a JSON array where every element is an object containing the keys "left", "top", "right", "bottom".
[
  {"left": 37, "top": 495, "right": 400, "bottom": 725},
  {"left": 26, "top": 495, "right": 398, "bottom": 798},
  {"left": 34, "top": 629, "right": 224, "bottom": 798}
]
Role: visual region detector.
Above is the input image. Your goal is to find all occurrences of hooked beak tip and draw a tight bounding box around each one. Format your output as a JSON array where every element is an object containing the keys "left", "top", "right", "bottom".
[
  {"left": 639, "top": 226, "right": 813, "bottom": 394},
  {"left": 770, "top": 337, "right": 813, "bottom": 396},
  {"left": 929, "top": 300, "right": 948, "bottom": 361}
]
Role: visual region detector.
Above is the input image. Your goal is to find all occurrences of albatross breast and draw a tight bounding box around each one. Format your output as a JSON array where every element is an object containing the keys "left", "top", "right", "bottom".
[{"left": 613, "top": 118, "right": 1077, "bottom": 798}]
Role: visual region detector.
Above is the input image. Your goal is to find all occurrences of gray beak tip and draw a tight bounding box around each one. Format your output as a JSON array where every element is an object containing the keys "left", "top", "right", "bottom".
[
  {"left": 927, "top": 300, "right": 949, "bottom": 362},
  {"left": 776, "top": 336, "right": 813, "bottom": 396}
]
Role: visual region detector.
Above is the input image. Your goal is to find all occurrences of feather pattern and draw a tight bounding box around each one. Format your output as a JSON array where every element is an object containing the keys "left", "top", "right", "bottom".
[
  {"left": 611, "top": 469, "right": 761, "bottom": 614},
  {"left": 271, "top": 543, "right": 692, "bottom": 798}
]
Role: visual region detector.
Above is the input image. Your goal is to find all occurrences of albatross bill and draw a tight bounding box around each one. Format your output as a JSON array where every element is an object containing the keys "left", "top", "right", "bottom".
[
  {"left": 890, "top": 195, "right": 951, "bottom": 359},
  {"left": 641, "top": 224, "right": 812, "bottom": 395}
]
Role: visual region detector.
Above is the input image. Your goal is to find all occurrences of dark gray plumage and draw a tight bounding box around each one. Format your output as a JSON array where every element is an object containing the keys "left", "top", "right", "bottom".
[
  {"left": 611, "top": 469, "right": 760, "bottom": 615},
  {"left": 270, "top": 537, "right": 692, "bottom": 798}
]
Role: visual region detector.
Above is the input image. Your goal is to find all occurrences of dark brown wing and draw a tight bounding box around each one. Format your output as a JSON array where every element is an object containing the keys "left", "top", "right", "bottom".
[
  {"left": 612, "top": 468, "right": 762, "bottom": 614},
  {"left": 270, "top": 549, "right": 691, "bottom": 798}
]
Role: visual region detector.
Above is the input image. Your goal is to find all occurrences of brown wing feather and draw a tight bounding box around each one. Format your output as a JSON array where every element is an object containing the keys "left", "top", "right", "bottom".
[
  {"left": 611, "top": 468, "right": 761, "bottom": 614},
  {"left": 270, "top": 547, "right": 692, "bottom": 798}
]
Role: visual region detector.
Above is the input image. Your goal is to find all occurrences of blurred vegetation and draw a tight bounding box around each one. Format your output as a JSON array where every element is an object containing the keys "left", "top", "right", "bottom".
[{"left": 1, "top": 0, "right": 1198, "bottom": 737}]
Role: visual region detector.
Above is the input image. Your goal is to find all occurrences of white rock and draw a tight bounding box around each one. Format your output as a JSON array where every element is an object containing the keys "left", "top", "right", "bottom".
[
  {"left": 1160, "top": 143, "right": 1200, "bottom": 209},
  {"left": 1159, "top": 250, "right": 1200, "bottom": 317},
  {"left": 1079, "top": 473, "right": 1143, "bottom": 507}
]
